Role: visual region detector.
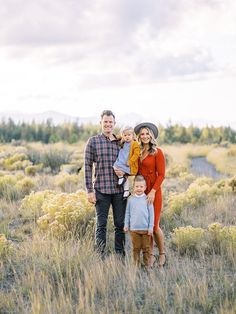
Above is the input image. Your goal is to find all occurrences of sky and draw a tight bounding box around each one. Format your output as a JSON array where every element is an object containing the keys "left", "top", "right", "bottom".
[{"left": 1, "top": 0, "right": 236, "bottom": 128}]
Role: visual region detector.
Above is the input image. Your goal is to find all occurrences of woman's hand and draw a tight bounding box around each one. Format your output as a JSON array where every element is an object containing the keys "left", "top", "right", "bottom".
[{"left": 147, "top": 189, "right": 156, "bottom": 204}]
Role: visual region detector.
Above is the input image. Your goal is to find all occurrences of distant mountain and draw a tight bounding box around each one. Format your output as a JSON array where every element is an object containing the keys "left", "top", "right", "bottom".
[
  {"left": 0, "top": 110, "right": 79, "bottom": 125},
  {"left": 0, "top": 110, "right": 145, "bottom": 126}
]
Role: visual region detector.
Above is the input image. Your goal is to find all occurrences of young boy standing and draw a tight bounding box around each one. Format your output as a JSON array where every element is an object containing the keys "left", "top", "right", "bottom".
[{"left": 124, "top": 175, "right": 154, "bottom": 267}]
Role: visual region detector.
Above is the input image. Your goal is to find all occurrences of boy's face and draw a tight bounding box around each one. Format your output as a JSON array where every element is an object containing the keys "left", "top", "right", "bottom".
[
  {"left": 134, "top": 180, "right": 146, "bottom": 195},
  {"left": 123, "top": 131, "right": 133, "bottom": 142}
]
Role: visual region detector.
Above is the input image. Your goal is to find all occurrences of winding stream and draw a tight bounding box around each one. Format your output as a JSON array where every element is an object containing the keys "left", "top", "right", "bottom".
[{"left": 190, "top": 157, "right": 227, "bottom": 179}]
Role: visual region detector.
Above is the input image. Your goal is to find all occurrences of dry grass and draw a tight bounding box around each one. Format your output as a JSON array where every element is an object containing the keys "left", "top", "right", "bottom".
[{"left": 0, "top": 143, "right": 235, "bottom": 313}]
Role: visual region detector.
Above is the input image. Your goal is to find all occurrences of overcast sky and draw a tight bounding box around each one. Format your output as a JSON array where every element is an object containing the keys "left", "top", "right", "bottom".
[{"left": 1, "top": 0, "right": 236, "bottom": 127}]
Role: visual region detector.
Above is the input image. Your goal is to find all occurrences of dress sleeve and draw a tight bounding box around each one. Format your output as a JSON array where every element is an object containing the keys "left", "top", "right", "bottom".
[{"left": 152, "top": 148, "right": 165, "bottom": 191}]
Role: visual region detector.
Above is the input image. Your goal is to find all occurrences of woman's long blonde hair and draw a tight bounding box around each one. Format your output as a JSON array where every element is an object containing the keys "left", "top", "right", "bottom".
[{"left": 137, "top": 127, "right": 158, "bottom": 155}]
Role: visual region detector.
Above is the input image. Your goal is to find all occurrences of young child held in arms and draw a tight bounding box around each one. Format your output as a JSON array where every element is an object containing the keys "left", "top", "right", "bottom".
[
  {"left": 113, "top": 126, "right": 140, "bottom": 199},
  {"left": 124, "top": 175, "right": 154, "bottom": 267}
]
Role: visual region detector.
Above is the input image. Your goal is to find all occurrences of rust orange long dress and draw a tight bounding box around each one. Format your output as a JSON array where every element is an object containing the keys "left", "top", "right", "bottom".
[{"left": 138, "top": 148, "right": 165, "bottom": 231}]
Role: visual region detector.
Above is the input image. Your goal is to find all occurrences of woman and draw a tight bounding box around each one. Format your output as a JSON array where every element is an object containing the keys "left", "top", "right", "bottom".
[{"left": 134, "top": 122, "right": 166, "bottom": 267}]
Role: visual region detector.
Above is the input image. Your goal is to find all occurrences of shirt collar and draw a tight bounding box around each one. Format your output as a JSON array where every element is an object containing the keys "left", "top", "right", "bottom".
[
  {"left": 101, "top": 133, "right": 119, "bottom": 141},
  {"left": 134, "top": 193, "right": 145, "bottom": 198}
]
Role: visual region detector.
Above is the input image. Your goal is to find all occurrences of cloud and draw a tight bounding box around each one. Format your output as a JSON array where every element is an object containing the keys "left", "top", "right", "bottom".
[{"left": 0, "top": 0, "right": 235, "bottom": 89}]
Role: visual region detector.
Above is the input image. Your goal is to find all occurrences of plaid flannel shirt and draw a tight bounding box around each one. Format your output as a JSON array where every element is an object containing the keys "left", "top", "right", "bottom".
[{"left": 84, "top": 133, "right": 123, "bottom": 194}]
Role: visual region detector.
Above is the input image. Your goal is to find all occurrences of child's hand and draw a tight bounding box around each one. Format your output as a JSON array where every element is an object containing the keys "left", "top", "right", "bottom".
[
  {"left": 124, "top": 227, "right": 128, "bottom": 232},
  {"left": 148, "top": 230, "right": 153, "bottom": 236}
]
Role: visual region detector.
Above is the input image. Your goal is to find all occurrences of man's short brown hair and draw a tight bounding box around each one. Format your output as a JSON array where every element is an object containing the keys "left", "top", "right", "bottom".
[{"left": 101, "top": 110, "right": 115, "bottom": 119}]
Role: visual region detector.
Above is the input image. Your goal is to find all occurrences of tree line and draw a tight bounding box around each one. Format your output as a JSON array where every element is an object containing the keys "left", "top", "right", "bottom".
[{"left": 0, "top": 118, "right": 235, "bottom": 144}]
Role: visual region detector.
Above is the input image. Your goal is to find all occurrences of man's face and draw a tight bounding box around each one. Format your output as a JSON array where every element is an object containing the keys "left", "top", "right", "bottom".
[{"left": 100, "top": 115, "right": 115, "bottom": 134}]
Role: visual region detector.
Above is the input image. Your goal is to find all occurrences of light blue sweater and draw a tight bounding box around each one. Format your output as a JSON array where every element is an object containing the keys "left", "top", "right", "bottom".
[{"left": 124, "top": 194, "right": 154, "bottom": 232}]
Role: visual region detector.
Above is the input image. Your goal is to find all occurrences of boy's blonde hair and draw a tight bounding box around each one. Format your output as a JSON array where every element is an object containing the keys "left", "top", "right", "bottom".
[{"left": 134, "top": 175, "right": 146, "bottom": 185}]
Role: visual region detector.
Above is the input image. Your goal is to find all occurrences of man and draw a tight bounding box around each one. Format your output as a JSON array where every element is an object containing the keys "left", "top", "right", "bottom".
[{"left": 84, "top": 110, "right": 126, "bottom": 257}]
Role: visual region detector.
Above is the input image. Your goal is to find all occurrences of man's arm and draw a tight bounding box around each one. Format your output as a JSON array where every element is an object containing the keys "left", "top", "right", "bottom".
[{"left": 84, "top": 138, "right": 95, "bottom": 195}]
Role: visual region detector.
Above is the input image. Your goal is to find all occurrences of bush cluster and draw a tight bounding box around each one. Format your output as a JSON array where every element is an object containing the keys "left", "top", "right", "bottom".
[
  {"left": 20, "top": 190, "right": 56, "bottom": 218},
  {"left": 166, "top": 177, "right": 231, "bottom": 218},
  {"left": 166, "top": 163, "right": 188, "bottom": 178},
  {"left": 0, "top": 234, "right": 13, "bottom": 258},
  {"left": 0, "top": 174, "right": 36, "bottom": 200},
  {"left": 37, "top": 191, "right": 94, "bottom": 238},
  {"left": 2, "top": 153, "right": 32, "bottom": 171},
  {"left": 24, "top": 164, "right": 43, "bottom": 176},
  {"left": 171, "top": 223, "right": 236, "bottom": 258},
  {"left": 55, "top": 173, "right": 81, "bottom": 193}
]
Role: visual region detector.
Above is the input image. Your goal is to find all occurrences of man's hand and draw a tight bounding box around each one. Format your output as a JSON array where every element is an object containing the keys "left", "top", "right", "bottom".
[
  {"left": 114, "top": 169, "right": 125, "bottom": 177},
  {"left": 87, "top": 192, "right": 96, "bottom": 204},
  {"left": 124, "top": 227, "right": 128, "bottom": 232}
]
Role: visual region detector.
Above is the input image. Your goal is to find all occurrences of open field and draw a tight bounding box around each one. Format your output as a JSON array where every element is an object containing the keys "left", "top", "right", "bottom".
[{"left": 0, "top": 142, "right": 235, "bottom": 313}]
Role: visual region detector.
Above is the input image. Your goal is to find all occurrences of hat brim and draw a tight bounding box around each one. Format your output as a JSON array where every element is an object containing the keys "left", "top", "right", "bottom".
[{"left": 134, "top": 122, "right": 158, "bottom": 138}]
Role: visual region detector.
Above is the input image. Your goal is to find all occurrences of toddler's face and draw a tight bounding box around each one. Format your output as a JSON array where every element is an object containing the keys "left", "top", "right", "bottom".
[
  {"left": 122, "top": 131, "right": 134, "bottom": 142},
  {"left": 134, "top": 180, "right": 146, "bottom": 195}
]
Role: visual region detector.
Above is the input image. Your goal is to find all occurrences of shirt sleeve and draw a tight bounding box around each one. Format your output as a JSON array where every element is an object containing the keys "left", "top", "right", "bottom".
[
  {"left": 84, "top": 137, "right": 95, "bottom": 193},
  {"left": 152, "top": 148, "right": 165, "bottom": 191},
  {"left": 124, "top": 200, "right": 131, "bottom": 229},
  {"left": 148, "top": 203, "right": 154, "bottom": 231}
]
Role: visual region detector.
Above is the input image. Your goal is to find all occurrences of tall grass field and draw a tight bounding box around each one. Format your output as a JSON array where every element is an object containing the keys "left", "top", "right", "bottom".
[{"left": 0, "top": 142, "right": 235, "bottom": 313}]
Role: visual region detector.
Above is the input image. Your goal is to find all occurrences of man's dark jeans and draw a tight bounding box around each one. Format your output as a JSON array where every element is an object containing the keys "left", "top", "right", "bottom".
[{"left": 95, "top": 190, "right": 126, "bottom": 256}]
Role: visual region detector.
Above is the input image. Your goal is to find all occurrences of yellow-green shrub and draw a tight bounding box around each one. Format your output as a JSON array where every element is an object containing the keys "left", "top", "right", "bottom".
[
  {"left": 55, "top": 173, "right": 80, "bottom": 192},
  {"left": 219, "top": 226, "right": 236, "bottom": 252},
  {"left": 208, "top": 223, "right": 236, "bottom": 254},
  {"left": 166, "top": 177, "right": 225, "bottom": 218},
  {"left": 60, "top": 163, "right": 82, "bottom": 174},
  {"left": 227, "top": 148, "right": 236, "bottom": 157},
  {"left": 0, "top": 175, "right": 18, "bottom": 200},
  {"left": 171, "top": 226, "right": 205, "bottom": 255},
  {"left": 16, "top": 177, "right": 36, "bottom": 196},
  {"left": 171, "top": 224, "right": 236, "bottom": 258},
  {"left": 0, "top": 234, "right": 13, "bottom": 258},
  {"left": 229, "top": 176, "right": 236, "bottom": 192},
  {"left": 207, "top": 146, "right": 236, "bottom": 176},
  {"left": 24, "top": 164, "right": 43, "bottom": 176},
  {"left": 3, "top": 153, "right": 30, "bottom": 171},
  {"left": 20, "top": 190, "right": 56, "bottom": 218},
  {"left": 166, "top": 163, "right": 188, "bottom": 178},
  {"left": 0, "top": 174, "right": 36, "bottom": 200},
  {"left": 37, "top": 191, "right": 94, "bottom": 238}
]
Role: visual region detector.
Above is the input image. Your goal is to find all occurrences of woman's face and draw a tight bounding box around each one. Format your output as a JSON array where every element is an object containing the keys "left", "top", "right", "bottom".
[{"left": 139, "top": 127, "right": 151, "bottom": 144}]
